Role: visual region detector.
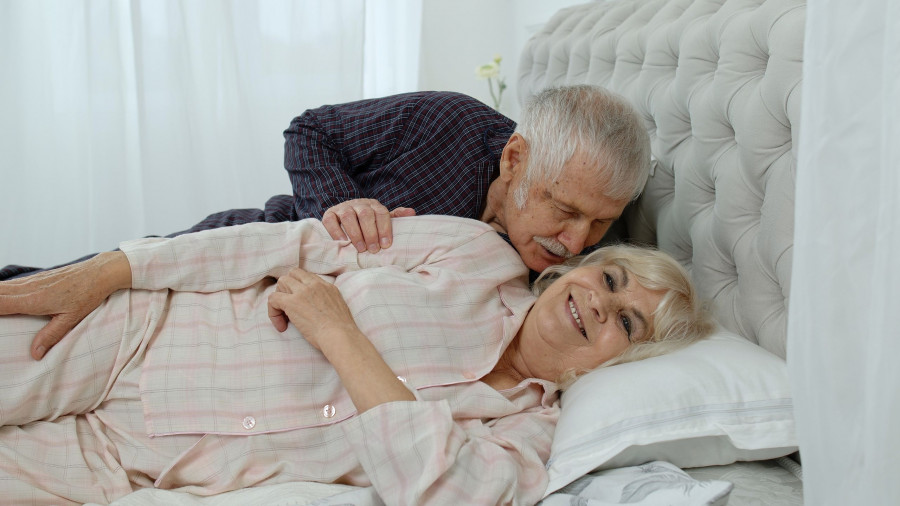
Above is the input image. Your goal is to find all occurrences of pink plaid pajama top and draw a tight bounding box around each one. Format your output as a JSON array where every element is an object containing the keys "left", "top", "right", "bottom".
[{"left": 119, "top": 215, "right": 560, "bottom": 505}]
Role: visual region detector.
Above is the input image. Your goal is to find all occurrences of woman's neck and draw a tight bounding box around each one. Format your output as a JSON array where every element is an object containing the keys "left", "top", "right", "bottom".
[{"left": 484, "top": 341, "right": 528, "bottom": 390}]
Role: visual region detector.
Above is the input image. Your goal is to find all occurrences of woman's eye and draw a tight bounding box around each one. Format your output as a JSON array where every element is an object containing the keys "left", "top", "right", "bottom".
[
  {"left": 620, "top": 314, "right": 633, "bottom": 342},
  {"left": 604, "top": 272, "right": 615, "bottom": 291}
]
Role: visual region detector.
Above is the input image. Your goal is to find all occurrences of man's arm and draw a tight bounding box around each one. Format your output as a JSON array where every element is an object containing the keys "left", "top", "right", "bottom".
[
  {"left": 283, "top": 94, "right": 426, "bottom": 222},
  {"left": 285, "top": 92, "right": 513, "bottom": 250}
]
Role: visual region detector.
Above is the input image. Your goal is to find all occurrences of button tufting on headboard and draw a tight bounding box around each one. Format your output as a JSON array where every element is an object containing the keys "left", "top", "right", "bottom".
[{"left": 518, "top": 0, "right": 804, "bottom": 358}]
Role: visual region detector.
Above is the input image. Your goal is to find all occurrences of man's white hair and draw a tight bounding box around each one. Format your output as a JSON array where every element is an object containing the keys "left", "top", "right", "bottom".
[{"left": 513, "top": 85, "right": 651, "bottom": 207}]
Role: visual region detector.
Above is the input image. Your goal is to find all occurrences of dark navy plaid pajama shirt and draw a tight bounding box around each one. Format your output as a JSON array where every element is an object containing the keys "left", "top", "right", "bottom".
[{"left": 1, "top": 92, "right": 516, "bottom": 280}]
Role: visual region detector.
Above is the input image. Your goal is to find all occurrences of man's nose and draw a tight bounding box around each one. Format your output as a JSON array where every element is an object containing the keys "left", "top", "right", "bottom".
[{"left": 559, "top": 222, "right": 591, "bottom": 255}]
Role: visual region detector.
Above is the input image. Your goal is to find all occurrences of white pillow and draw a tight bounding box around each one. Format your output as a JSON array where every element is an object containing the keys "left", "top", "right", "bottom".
[{"left": 544, "top": 329, "right": 797, "bottom": 496}]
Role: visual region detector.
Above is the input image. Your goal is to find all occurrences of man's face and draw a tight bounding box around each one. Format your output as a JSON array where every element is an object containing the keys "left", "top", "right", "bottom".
[{"left": 501, "top": 147, "right": 630, "bottom": 273}]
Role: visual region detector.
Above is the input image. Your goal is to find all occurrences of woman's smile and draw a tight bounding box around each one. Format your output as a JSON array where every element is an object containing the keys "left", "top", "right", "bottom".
[{"left": 567, "top": 294, "right": 587, "bottom": 339}]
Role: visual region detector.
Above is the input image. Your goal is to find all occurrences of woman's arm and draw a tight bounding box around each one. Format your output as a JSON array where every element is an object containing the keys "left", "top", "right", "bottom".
[
  {"left": 267, "top": 267, "right": 415, "bottom": 411},
  {"left": 0, "top": 251, "right": 132, "bottom": 359},
  {"left": 344, "top": 393, "right": 557, "bottom": 505},
  {"left": 124, "top": 215, "right": 518, "bottom": 293},
  {"left": 266, "top": 264, "right": 552, "bottom": 505}
]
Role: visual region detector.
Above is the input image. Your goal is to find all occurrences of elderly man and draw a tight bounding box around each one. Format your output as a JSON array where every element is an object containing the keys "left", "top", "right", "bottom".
[
  {"left": 0, "top": 85, "right": 650, "bottom": 359},
  {"left": 1, "top": 84, "right": 649, "bottom": 278},
  {"left": 187, "top": 84, "right": 650, "bottom": 273}
]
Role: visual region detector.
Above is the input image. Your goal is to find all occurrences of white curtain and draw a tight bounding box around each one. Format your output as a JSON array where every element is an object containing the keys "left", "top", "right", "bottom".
[
  {"left": 789, "top": 1, "right": 900, "bottom": 504},
  {"left": 0, "top": 0, "right": 421, "bottom": 269},
  {"left": 364, "top": 0, "right": 423, "bottom": 98}
]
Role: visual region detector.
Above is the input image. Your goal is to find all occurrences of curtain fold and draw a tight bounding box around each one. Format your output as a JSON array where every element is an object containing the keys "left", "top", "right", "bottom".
[
  {"left": 790, "top": 0, "right": 900, "bottom": 504},
  {"left": 1, "top": 0, "right": 421, "bottom": 269},
  {"left": 364, "top": 0, "right": 423, "bottom": 98}
]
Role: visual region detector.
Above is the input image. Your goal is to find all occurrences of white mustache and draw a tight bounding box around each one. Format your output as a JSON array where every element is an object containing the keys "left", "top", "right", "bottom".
[{"left": 533, "top": 236, "right": 574, "bottom": 258}]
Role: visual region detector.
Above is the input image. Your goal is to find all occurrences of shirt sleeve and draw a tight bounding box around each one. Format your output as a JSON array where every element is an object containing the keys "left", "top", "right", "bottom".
[
  {"left": 282, "top": 91, "right": 512, "bottom": 220},
  {"left": 120, "top": 216, "right": 525, "bottom": 293},
  {"left": 341, "top": 399, "right": 557, "bottom": 506}
]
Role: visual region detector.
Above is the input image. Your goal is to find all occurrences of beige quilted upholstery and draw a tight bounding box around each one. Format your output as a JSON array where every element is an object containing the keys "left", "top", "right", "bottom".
[{"left": 518, "top": 0, "right": 804, "bottom": 358}]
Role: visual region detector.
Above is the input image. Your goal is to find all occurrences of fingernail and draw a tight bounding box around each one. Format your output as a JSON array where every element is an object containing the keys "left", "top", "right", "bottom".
[
  {"left": 368, "top": 243, "right": 379, "bottom": 253},
  {"left": 355, "top": 242, "right": 366, "bottom": 252},
  {"left": 380, "top": 238, "right": 390, "bottom": 248},
  {"left": 36, "top": 345, "right": 46, "bottom": 358}
]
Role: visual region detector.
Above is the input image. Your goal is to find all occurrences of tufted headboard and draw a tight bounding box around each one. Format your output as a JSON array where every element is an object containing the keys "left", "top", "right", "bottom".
[{"left": 518, "top": 0, "right": 804, "bottom": 358}]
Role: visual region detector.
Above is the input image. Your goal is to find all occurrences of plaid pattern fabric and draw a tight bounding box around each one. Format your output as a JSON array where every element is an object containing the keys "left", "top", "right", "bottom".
[
  {"left": 0, "top": 290, "right": 205, "bottom": 505},
  {"left": 0, "top": 92, "right": 513, "bottom": 280},
  {"left": 161, "top": 91, "right": 513, "bottom": 236},
  {"left": 1, "top": 216, "right": 558, "bottom": 504}
]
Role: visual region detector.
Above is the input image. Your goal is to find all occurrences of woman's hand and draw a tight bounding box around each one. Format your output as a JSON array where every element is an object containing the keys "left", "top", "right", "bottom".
[
  {"left": 321, "top": 198, "right": 416, "bottom": 254},
  {"left": 0, "top": 251, "right": 132, "bottom": 360},
  {"left": 267, "top": 267, "right": 416, "bottom": 411},
  {"left": 267, "top": 267, "right": 359, "bottom": 350}
]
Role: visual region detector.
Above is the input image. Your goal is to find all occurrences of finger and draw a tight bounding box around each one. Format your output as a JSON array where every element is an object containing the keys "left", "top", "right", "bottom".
[
  {"left": 31, "top": 315, "right": 75, "bottom": 360},
  {"left": 276, "top": 273, "right": 304, "bottom": 294},
  {"left": 356, "top": 206, "right": 386, "bottom": 253},
  {"left": 267, "top": 293, "right": 289, "bottom": 332},
  {"left": 390, "top": 207, "right": 417, "bottom": 218},
  {"left": 336, "top": 209, "right": 367, "bottom": 253},
  {"left": 321, "top": 210, "right": 348, "bottom": 241},
  {"left": 370, "top": 206, "right": 394, "bottom": 250},
  {"left": 288, "top": 267, "right": 324, "bottom": 287}
]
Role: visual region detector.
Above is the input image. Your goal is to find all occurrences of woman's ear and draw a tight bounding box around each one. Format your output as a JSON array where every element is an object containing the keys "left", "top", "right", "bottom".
[{"left": 499, "top": 133, "right": 528, "bottom": 182}]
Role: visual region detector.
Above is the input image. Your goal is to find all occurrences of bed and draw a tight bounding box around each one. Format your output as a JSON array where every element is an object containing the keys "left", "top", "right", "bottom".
[{"left": 89, "top": 0, "right": 805, "bottom": 504}]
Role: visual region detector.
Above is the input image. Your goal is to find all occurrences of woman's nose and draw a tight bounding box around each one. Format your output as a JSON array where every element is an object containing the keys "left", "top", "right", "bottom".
[{"left": 588, "top": 291, "right": 609, "bottom": 322}]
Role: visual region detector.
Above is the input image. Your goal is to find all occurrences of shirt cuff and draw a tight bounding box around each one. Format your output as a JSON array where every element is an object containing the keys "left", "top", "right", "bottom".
[{"left": 341, "top": 400, "right": 458, "bottom": 502}]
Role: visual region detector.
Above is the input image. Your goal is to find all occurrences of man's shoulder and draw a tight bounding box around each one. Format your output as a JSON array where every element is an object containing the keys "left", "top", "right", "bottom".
[
  {"left": 389, "top": 90, "right": 487, "bottom": 107},
  {"left": 388, "top": 91, "right": 505, "bottom": 120}
]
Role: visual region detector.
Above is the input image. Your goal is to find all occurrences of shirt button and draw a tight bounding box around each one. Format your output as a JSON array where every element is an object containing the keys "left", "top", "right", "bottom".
[
  {"left": 322, "top": 404, "right": 336, "bottom": 418},
  {"left": 242, "top": 416, "right": 256, "bottom": 430},
  {"left": 396, "top": 375, "right": 407, "bottom": 383}
]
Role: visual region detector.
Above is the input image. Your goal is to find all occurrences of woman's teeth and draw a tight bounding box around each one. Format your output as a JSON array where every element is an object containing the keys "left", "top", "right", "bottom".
[{"left": 569, "top": 296, "right": 587, "bottom": 338}]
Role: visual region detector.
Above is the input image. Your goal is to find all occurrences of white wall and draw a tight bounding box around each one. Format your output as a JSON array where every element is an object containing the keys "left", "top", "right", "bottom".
[
  {"left": 420, "top": 0, "right": 588, "bottom": 121},
  {"left": 1, "top": 1, "right": 589, "bottom": 270}
]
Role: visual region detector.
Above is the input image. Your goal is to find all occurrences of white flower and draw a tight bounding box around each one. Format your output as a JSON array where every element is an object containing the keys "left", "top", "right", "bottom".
[
  {"left": 475, "top": 62, "right": 500, "bottom": 79},
  {"left": 474, "top": 54, "right": 506, "bottom": 111}
]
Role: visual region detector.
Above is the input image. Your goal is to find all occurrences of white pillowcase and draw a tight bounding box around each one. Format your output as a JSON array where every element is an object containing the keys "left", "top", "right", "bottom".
[{"left": 544, "top": 329, "right": 797, "bottom": 496}]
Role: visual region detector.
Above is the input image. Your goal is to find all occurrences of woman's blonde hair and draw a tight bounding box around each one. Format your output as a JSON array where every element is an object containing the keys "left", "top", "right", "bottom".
[{"left": 532, "top": 244, "right": 715, "bottom": 388}]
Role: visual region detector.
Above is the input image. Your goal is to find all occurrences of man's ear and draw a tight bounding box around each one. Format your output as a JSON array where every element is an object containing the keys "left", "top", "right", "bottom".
[{"left": 499, "top": 133, "right": 528, "bottom": 182}]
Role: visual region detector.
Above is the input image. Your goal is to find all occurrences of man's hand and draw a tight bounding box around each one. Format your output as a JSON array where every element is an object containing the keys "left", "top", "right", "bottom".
[
  {"left": 322, "top": 198, "right": 416, "bottom": 254},
  {"left": 0, "top": 251, "right": 132, "bottom": 360}
]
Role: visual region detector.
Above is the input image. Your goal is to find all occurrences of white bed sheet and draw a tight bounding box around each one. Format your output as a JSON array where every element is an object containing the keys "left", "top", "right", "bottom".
[
  {"left": 685, "top": 458, "right": 803, "bottom": 506},
  {"left": 92, "top": 459, "right": 799, "bottom": 506},
  {"left": 89, "top": 482, "right": 370, "bottom": 506}
]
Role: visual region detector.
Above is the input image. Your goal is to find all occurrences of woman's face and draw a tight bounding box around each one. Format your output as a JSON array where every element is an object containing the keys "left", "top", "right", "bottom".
[{"left": 515, "top": 262, "right": 665, "bottom": 382}]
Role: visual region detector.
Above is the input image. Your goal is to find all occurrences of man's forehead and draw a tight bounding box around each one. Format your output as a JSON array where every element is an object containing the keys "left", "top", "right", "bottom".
[{"left": 548, "top": 155, "right": 629, "bottom": 213}]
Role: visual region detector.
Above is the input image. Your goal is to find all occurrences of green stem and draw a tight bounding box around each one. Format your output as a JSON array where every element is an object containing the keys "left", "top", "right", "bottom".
[{"left": 487, "top": 78, "right": 500, "bottom": 110}]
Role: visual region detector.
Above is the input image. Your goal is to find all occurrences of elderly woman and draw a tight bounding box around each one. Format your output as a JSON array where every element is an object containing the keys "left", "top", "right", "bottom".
[{"left": 0, "top": 215, "right": 712, "bottom": 505}]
